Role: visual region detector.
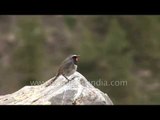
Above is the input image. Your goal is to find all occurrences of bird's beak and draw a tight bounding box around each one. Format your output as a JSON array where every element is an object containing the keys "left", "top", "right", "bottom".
[{"left": 77, "top": 55, "right": 80, "bottom": 59}]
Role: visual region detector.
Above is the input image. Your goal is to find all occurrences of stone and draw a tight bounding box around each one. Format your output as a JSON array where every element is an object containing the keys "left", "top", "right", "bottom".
[{"left": 0, "top": 72, "right": 113, "bottom": 105}]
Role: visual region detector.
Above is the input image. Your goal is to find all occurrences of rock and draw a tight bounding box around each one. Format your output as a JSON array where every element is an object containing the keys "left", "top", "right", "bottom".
[{"left": 0, "top": 72, "right": 113, "bottom": 105}]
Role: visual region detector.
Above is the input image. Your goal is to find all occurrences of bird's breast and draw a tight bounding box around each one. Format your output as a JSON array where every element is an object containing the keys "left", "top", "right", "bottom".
[{"left": 74, "top": 65, "right": 77, "bottom": 71}]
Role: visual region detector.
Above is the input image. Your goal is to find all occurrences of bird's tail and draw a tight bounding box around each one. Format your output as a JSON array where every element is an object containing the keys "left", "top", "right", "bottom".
[{"left": 45, "top": 73, "right": 59, "bottom": 87}]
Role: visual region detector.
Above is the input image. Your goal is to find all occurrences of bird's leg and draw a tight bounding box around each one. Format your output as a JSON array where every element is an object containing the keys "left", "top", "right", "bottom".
[{"left": 62, "top": 74, "right": 70, "bottom": 83}]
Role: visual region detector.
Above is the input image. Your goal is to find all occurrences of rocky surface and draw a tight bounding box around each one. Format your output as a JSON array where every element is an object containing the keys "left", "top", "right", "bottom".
[{"left": 0, "top": 72, "right": 113, "bottom": 105}]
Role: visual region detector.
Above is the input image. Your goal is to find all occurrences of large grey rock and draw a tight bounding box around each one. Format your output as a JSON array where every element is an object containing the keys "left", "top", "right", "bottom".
[{"left": 0, "top": 72, "right": 113, "bottom": 105}]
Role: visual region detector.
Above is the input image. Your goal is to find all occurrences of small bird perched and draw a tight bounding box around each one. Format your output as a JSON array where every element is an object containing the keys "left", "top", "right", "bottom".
[{"left": 45, "top": 54, "right": 80, "bottom": 87}]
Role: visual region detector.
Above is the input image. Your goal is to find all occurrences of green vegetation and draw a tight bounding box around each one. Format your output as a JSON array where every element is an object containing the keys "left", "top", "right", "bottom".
[
  {"left": 13, "top": 17, "right": 45, "bottom": 86},
  {"left": 0, "top": 15, "right": 160, "bottom": 104}
]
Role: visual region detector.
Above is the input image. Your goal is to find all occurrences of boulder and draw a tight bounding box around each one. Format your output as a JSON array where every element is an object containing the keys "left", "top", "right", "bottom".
[{"left": 0, "top": 72, "right": 113, "bottom": 105}]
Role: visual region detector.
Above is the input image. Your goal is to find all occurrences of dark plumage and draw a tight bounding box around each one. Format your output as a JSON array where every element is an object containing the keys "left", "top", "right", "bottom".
[{"left": 45, "top": 54, "right": 80, "bottom": 87}]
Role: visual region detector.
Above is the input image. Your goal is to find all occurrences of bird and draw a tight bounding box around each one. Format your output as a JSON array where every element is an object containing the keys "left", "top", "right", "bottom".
[{"left": 45, "top": 54, "right": 80, "bottom": 87}]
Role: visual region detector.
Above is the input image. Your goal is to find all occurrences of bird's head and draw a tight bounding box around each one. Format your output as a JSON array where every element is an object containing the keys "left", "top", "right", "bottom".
[{"left": 71, "top": 54, "right": 80, "bottom": 64}]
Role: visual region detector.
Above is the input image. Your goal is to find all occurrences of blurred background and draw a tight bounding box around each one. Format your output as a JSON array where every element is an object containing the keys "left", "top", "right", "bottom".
[{"left": 0, "top": 15, "right": 160, "bottom": 104}]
